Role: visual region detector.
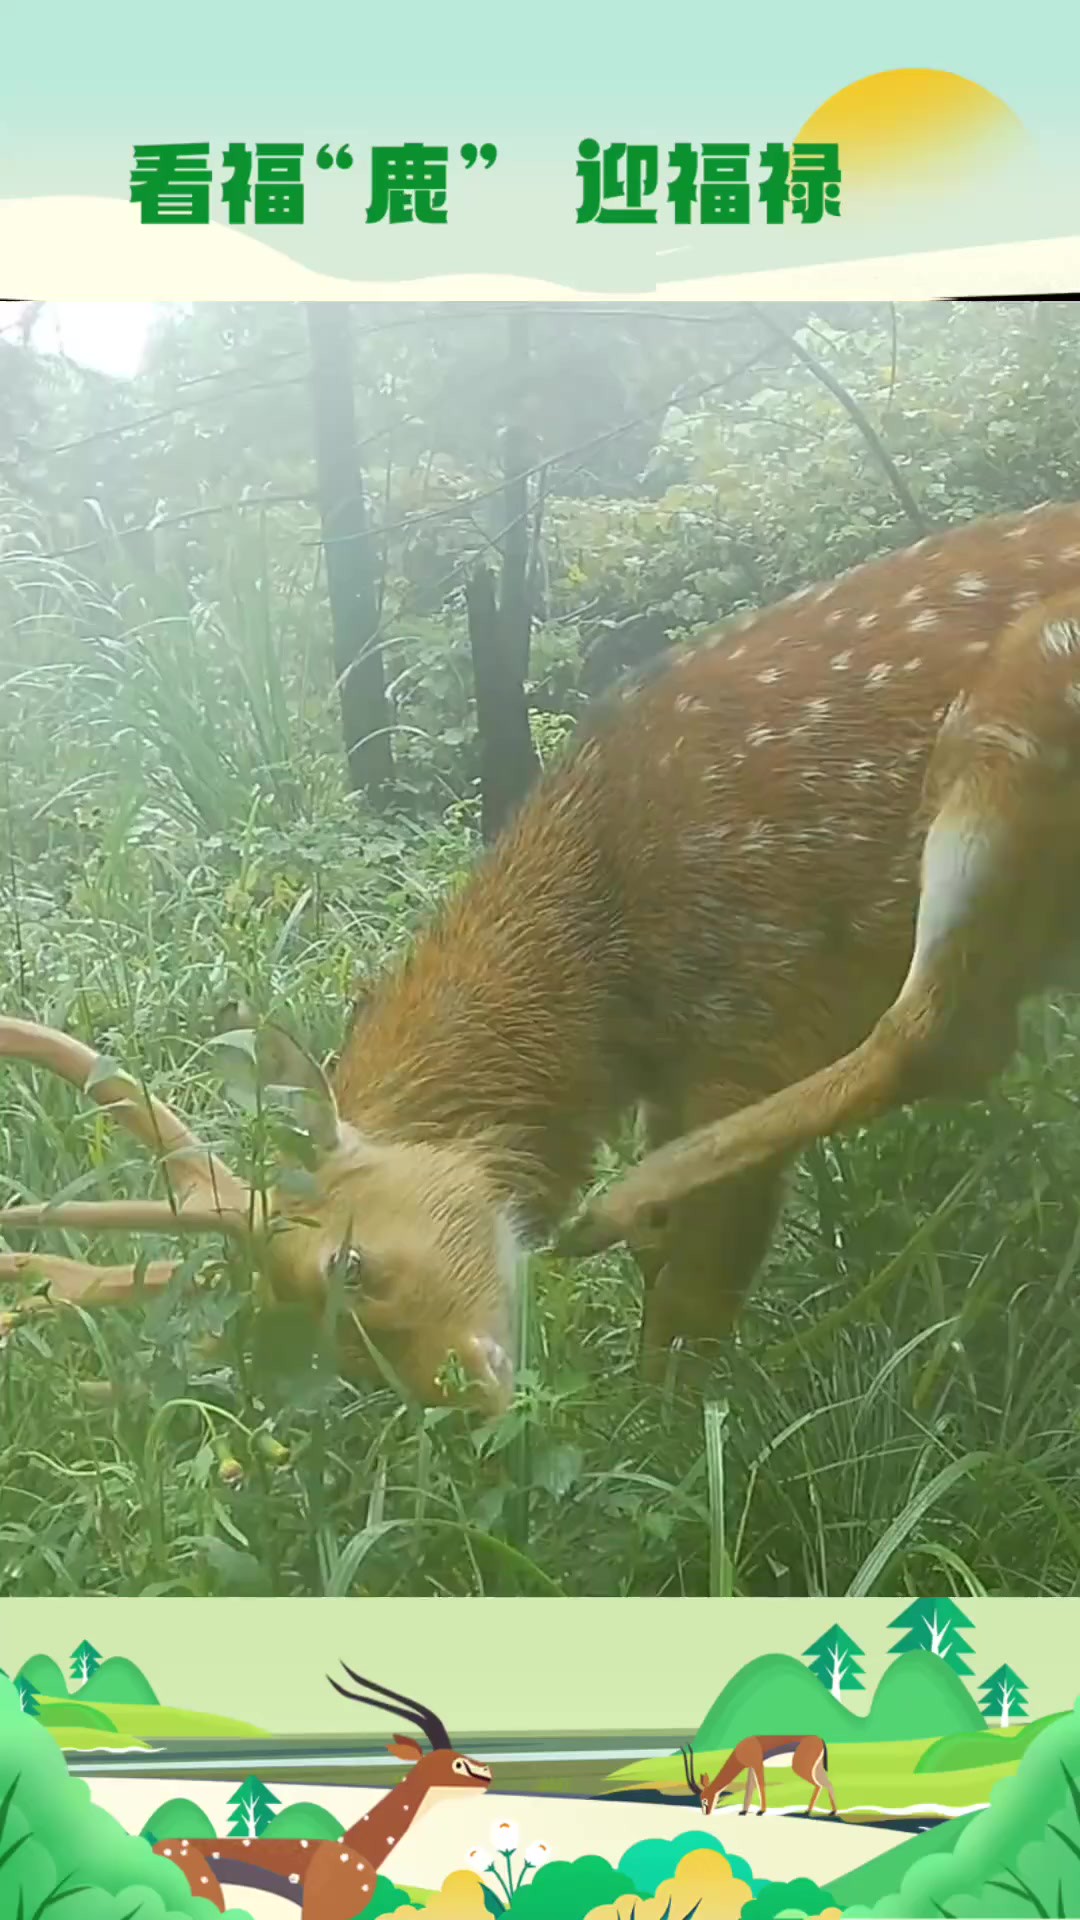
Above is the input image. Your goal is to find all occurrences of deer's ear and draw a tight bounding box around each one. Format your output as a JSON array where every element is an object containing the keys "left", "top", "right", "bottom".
[
  {"left": 388, "top": 1735, "right": 425, "bottom": 1762},
  {"left": 207, "top": 1022, "right": 343, "bottom": 1157},
  {"left": 256, "top": 1025, "right": 342, "bottom": 1154}
]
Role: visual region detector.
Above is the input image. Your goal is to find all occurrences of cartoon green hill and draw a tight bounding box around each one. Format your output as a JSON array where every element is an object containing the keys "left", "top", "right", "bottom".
[
  {"left": 16, "top": 1654, "right": 69, "bottom": 1699},
  {"left": 76, "top": 1657, "right": 158, "bottom": 1706},
  {"left": 866, "top": 1651, "right": 984, "bottom": 1742},
  {"left": 695, "top": 1651, "right": 983, "bottom": 1749}
]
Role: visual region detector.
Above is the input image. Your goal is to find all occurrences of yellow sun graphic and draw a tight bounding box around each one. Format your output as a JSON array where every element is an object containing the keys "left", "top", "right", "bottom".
[{"left": 796, "top": 70, "right": 1029, "bottom": 201}]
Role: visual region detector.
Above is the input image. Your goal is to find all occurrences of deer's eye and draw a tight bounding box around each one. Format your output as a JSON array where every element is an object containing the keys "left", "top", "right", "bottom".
[
  {"left": 453, "top": 1759, "right": 466, "bottom": 1774},
  {"left": 343, "top": 1249, "right": 370, "bottom": 1290}
]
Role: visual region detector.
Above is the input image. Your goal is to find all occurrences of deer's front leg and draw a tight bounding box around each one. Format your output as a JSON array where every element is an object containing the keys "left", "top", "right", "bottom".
[{"left": 639, "top": 1160, "right": 786, "bottom": 1380}]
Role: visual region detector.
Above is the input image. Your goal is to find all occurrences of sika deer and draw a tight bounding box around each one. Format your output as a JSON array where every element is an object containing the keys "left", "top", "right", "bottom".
[{"left": 4, "top": 501, "right": 1080, "bottom": 1407}]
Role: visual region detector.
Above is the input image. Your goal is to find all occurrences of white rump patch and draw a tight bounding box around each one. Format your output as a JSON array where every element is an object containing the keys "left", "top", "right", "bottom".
[{"left": 905, "top": 814, "right": 998, "bottom": 986}]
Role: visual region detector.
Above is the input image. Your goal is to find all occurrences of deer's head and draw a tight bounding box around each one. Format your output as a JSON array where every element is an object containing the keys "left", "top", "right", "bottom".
[
  {"left": 329, "top": 1664, "right": 493, "bottom": 1799},
  {"left": 681, "top": 1745, "right": 728, "bottom": 1816},
  {"left": 0, "top": 1017, "right": 517, "bottom": 1414}
]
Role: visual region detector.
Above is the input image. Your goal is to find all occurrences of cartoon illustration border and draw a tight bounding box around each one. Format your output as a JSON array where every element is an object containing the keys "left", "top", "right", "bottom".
[{"left": 3, "top": 1597, "right": 1080, "bottom": 1917}]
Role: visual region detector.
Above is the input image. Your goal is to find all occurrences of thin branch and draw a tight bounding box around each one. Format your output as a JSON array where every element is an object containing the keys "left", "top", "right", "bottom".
[{"left": 749, "top": 303, "right": 929, "bottom": 534}]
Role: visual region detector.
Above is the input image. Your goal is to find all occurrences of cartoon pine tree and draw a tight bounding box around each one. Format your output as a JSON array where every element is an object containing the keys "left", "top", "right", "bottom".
[
  {"left": 804, "top": 1625, "right": 866, "bottom": 1700},
  {"left": 70, "top": 1640, "right": 102, "bottom": 1684},
  {"left": 888, "top": 1600, "right": 974, "bottom": 1675},
  {"left": 979, "top": 1665, "right": 1028, "bottom": 1730},
  {"left": 228, "top": 1775, "right": 281, "bottom": 1839},
  {"left": 15, "top": 1677, "right": 40, "bottom": 1717}
]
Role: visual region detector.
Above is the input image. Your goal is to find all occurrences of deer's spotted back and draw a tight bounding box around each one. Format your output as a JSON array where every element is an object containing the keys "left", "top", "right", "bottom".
[{"left": 584, "top": 503, "right": 1080, "bottom": 1068}]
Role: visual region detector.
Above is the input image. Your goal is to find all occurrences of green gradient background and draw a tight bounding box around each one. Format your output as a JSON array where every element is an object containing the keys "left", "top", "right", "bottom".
[
  {"left": 1, "top": 1599, "right": 1075, "bottom": 1732},
  {"left": 4, "top": 0, "right": 1077, "bottom": 288}
]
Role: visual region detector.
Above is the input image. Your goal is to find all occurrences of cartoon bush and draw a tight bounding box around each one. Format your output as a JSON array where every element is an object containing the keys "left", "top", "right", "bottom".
[
  {"left": 262, "top": 1799, "right": 345, "bottom": 1839},
  {"left": 404, "top": 1868, "right": 496, "bottom": 1916},
  {"left": 742, "top": 1879, "right": 838, "bottom": 1920},
  {"left": 618, "top": 1829, "right": 762, "bottom": 1897},
  {"left": 0, "top": 1672, "right": 241, "bottom": 1918},
  {"left": 585, "top": 1846, "right": 752, "bottom": 1919},
  {"left": 364, "top": 1875, "right": 426, "bottom": 1915},
  {"left": 500, "top": 1854, "right": 637, "bottom": 1918},
  {"left": 140, "top": 1800, "right": 216, "bottom": 1844},
  {"left": 842, "top": 1692, "right": 1080, "bottom": 1916}
]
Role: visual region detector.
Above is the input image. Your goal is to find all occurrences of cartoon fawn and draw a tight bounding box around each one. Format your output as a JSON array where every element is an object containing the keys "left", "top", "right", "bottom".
[
  {"left": 4, "top": 501, "right": 1080, "bottom": 1403},
  {"left": 682, "top": 1735, "right": 839, "bottom": 1819},
  {"left": 150, "top": 1667, "right": 492, "bottom": 1917}
]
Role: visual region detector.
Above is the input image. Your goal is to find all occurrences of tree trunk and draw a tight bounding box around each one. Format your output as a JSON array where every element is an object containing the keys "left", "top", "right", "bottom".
[
  {"left": 466, "top": 313, "right": 541, "bottom": 843},
  {"left": 306, "top": 302, "right": 393, "bottom": 801}
]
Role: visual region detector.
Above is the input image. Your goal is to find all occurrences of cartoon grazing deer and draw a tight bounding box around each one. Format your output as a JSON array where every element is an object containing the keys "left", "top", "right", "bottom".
[
  {"left": 149, "top": 1667, "right": 492, "bottom": 1917},
  {"left": 681, "top": 1735, "right": 839, "bottom": 1818},
  {"left": 5, "top": 500, "right": 1080, "bottom": 1403}
]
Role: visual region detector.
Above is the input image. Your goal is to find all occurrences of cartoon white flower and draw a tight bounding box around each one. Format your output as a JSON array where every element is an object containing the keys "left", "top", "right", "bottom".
[
  {"left": 524, "top": 1842, "right": 550, "bottom": 1868},
  {"left": 467, "top": 1847, "right": 494, "bottom": 1873},
  {"left": 492, "top": 1819, "right": 519, "bottom": 1853}
]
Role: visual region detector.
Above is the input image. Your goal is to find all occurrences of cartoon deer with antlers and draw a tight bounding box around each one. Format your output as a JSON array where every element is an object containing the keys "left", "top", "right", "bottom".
[
  {"left": 5, "top": 501, "right": 1080, "bottom": 1399},
  {"left": 149, "top": 1667, "right": 492, "bottom": 1917},
  {"left": 681, "top": 1735, "right": 839, "bottom": 1819}
]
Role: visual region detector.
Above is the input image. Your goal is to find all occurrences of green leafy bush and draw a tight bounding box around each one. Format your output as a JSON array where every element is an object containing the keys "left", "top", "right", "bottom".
[
  {"left": 0, "top": 1674, "right": 241, "bottom": 1918},
  {"left": 500, "top": 1854, "right": 636, "bottom": 1917},
  {"left": 844, "top": 1695, "right": 1080, "bottom": 1915}
]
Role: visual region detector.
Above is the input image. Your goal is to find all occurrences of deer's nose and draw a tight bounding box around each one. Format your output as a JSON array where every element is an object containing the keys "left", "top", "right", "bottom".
[{"left": 461, "top": 1334, "right": 514, "bottom": 1413}]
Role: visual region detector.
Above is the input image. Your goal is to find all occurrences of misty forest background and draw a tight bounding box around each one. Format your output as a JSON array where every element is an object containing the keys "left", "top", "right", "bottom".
[{"left": 3, "top": 299, "right": 1080, "bottom": 1601}]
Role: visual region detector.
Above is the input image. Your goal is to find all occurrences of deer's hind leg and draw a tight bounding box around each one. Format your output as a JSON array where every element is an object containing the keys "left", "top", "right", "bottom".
[{"left": 636, "top": 1094, "right": 787, "bottom": 1378}]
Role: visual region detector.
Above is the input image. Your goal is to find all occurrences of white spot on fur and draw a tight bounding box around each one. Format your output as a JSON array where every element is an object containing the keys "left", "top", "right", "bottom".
[
  {"left": 805, "top": 697, "right": 831, "bottom": 720},
  {"left": 850, "top": 760, "right": 876, "bottom": 785},
  {"left": 866, "top": 663, "right": 892, "bottom": 686},
  {"left": 742, "top": 820, "right": 775, "bottom": 853},
  {"left": 954, "top": 573, "right": 989, "bottom": 598},
  {"left": 1011, "top": 593, "right": 1038, "bottom": 612},
  {"left": 830, "top": 651, "right": 853, "bottom": 671},
  {"left": 757, "top": 666, "right": 782, "bottom": 684},
  {"left": 1061, "top": 545, "right": 1080, "bottom": 564},
  {"left": 825, "top": 610, "right": 845, "bottom": 627},
  {"left": 1066, "top": 684, "right": 1080, "bottom": 712},
  {"left": 746, "top": 725, "right": 776, "bottom": 748},
  {"left": 903, "top": 657, "right": 922, "bottom": 672},
  {"left": 901, "top": 585, "right": 927, "bottom": 605},
  {"left": 1042, "top": 618, "right": 1080, "bottom": 658},
  {"left": 857, "top": 611, "right": 880, "bottom": 630},
  {"left": 942, "top": 694, "right": 970, "bottom": 731},
  {"left": 1005, "top": 524, "right": 1031, "bottom": 540},
  {"left": 909, "top": 610, "right": 940, "bottom": 632},
  {"left": 964, "top": 640, "right": 990, "bottom": 653},
  {"left": 728, "top": 645, "right": 746, "bottom": 661}
]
